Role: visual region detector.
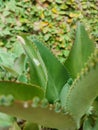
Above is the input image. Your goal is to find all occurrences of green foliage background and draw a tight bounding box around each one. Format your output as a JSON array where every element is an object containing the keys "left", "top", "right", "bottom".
[
  {"left": 0, "top": 0, "right": 98, "bottom": 129},
  {"left": 0, "top": 0, "right": 98, "bottom": 62}
]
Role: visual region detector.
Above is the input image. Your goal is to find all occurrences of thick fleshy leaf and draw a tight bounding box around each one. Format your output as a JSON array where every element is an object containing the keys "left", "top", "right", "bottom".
[
  {"left": 23, "top": 122, "right": 39, "bottom": 130},
  {"left": 83, "top": 118, "right": 98, "bottom": 130},
  {"left": 93, "top": 119, "right": 98, "bottom": 130},
  {"left": 0, "top": 101, "right": 76, "bottom": 130},
  {"left": 66, "top": 49, "right": 98, "bottom": 127},
  {"left": 0, "top": 81, "right": 44, "bottom": 100},
  {"left": 17, "top": 35, "right": 47, "bottom": 90},
  {"left": 32, "top": 38, "right": 70, "bottom": 102},
  {"left": 83, "top": 118, "right": 93, "bottom": 130},
  {"left": 60, "top": 78, "right": 73, "bottom": 108},
  {"left": 64, "top": 23, "right": 95, "bottom": 79},
  {"left": 0, "top": 112, "right": 14, "bottom": 128},
  {"left": 10, "top": 122, "right": 21, "bottom": 130}
]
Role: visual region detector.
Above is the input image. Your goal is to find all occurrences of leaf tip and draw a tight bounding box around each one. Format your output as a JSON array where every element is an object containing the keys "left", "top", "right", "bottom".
[{"left": 17, "top": 36, "right": 25, "bottom": 45}]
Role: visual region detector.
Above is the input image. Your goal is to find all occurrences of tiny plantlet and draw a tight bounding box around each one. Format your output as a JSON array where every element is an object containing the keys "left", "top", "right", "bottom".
[{"left": 0, "top": 23, "right": 98, "bottom": 130}]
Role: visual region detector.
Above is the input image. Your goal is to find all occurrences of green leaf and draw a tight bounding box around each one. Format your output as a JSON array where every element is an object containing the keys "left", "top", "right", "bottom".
[
  {"left": 93, "top": 118, "right": 98, "bottom": 130},
  {"left": 14, "top": 54, "right": 27, "bottom": 75},
  {"left": 64, "top": 23, "right": 95, "bottom": 79},
  {"left": 0, "top": 49, "right": 27, "bottom": 77},
  {"left": 60, "top": 78, "right": 73, "bottom": 108},
  {"left": 17, "top": 74, "right": 27, "bottom": 83},
  {"left": 32, "top": 38, "right": 70, "bottom": 102},
  {"left": 0, "top": 49, "right": 18, "bottom": 76},
  {"left": 93, "top": 100, "right": 98, "bottom": 116},
  {"left": 0, "top": 101, "right": 76, "bottom": 130},
  {"left": 83, "top": 118, "right": 93, "bottom": 130},
  {"left": 12, "top": 41, "right": 25, "bottom": 58},
  {"left": 0, "top": 81, "right": 44, "bottom": 101},
  {"left": 23, "top": 122, "right": 39, "bottom": 130},
  {"left": 17, "top": 35, "right": 48, "bottom": 90},
  {"left": 0, "top": 112, "right": 14, "bottom": 128},
  {"left": 66, "top": 49, "right": 98, "bottom": 127},
  {"left": 0, "top": 49, "right": 14, "bottom": 69},
  {"left": 9, "top": 122, "right": 21, "bottom": 130}
]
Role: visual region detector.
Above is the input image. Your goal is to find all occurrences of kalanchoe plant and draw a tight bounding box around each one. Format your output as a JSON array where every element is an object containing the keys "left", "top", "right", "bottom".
[{"left": 0, "top": 23, "right": 98, "bottom": 130}]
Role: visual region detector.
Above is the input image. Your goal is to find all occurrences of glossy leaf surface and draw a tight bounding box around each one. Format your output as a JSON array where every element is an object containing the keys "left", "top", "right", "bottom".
[
  {"left": 0, "top": 101, "right": 76, "bottom": 130},
  {"left": 66, "top": 50, "right": 98, "bottom": 126},
  {"left": 0, "top": 81, "right": 44, "bottom": 100},
  {"left": 17, "top": 35, "right": 48, "bottom": 90},
  {"left": 64, "top": 23, "right": 95, "bottom": 79},
  {"left": 32, "top": 38, "right": 70, "bottom": 102},
  {"left": 23, "top": 122, "right": 39, "bottom": 130}
]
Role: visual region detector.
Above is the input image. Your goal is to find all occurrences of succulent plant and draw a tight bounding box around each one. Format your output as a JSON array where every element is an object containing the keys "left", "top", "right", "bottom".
[{"left": 0, "top": 23, "right": 98, "bottom": 130}]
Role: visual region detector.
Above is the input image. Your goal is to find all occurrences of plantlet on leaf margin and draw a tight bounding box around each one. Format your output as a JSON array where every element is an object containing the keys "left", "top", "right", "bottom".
[{"left": 0, "top": 23, "right": 98, "bottom": 130}]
